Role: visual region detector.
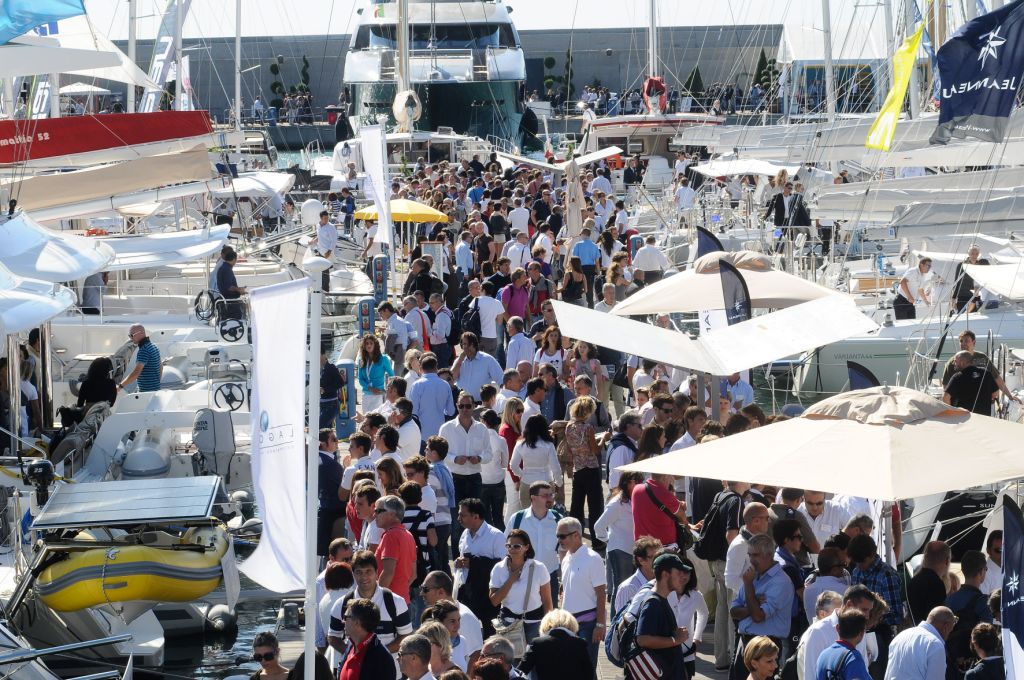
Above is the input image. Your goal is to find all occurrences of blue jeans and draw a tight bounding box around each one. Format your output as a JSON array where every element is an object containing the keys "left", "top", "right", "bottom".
[
  {"left": 524, "top": 621, "right": 541, "bottom": 645},
  {"left": 409, "top": 592, "right": 427, "bottom": 628},
  {"left": 575, "top": 619, "right": 599, "bottom": 679},
  {"left": 606, "top": 549, "right": 633, "bottom": 614}
]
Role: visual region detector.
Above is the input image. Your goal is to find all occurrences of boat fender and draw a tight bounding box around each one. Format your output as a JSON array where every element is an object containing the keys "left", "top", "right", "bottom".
[
  {"left": 205, "top": 603, "right": 238, "bottom": 633},
  {"left": 240, "top": 517, "right": 263, "bottom": 536}
]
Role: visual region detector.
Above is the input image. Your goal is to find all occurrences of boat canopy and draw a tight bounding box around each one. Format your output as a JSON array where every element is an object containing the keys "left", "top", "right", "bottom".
[
  {"left": 99, "top": 224, "right": 231, "bottom": 272},
  {"left": 610, "top": 251, "right": 842, "bottom": 316},
  {"left": 0, "top": 212, "right": 114, "bottom": 281},
  {"left": 209, "top": 171, "right": 295, "bottom": 199},
  {"left": 691, "top": 159, "right": 799, "bottom": 178},
  {"left": 964, "top": 263, "right": 1024, "bottom": 301},
  {"left": 0, "top": 263, "right": 77, "bottom": 333}
]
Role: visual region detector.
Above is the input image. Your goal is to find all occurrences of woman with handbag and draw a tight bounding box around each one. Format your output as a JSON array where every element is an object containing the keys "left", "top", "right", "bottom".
[
  {"left": 488, "top": 529, "right": 553, "bottom": 656},
  {"left": 563, "top": 397, "right": 607, "bottom": 549}
]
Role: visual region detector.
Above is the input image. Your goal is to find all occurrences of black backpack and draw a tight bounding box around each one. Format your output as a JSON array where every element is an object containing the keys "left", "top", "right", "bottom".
[
  {"left": 693, "top": 490, "right": 741, "bottom": 562},
  {"left": 461, "top": 298, "right": 482, "bottom": 338},
  {"left": 440, "top": 307, "right": 460, "bottom": 347}
]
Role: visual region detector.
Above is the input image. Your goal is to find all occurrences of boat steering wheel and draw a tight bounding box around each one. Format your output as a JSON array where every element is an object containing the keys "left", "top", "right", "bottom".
[
  {"left": 217, "top": 318, "right": 246, "bottom": 343},
  {"left": 213, "top": 383, "right": 246, "bottom": 412}
]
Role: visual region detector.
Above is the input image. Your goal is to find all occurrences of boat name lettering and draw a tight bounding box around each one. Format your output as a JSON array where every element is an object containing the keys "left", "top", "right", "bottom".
[
  {"left": 0, "top": 133, "right": 50, "bottom": 147},
  {"left": 941, "top": 77, "right": 1018, "bottom": 98},
  {"left": 835, "top": 353, "right": 875, "bottom": 360}
]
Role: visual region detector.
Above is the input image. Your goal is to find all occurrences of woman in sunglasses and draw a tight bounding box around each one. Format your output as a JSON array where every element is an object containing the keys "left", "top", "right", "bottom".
[
  {"left": 250, "top": 631, "right": 289, "bottom": 679},
  {"left": 488, "top": 528, "right": 553, "bottom": 647}
]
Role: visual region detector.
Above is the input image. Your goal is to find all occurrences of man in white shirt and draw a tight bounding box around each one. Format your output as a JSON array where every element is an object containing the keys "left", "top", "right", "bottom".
[
  {"left": 505, "top": 230, "right": 532, "bottom": 269},
  {"left": 799, "top": 492, "right": 852, "bottom": 549},
  {"left": 606, "top": 411, "right": 642, "bottom": 488},
  {"left": 894, "top": 256, "right": 935, "bottom": 321},
  {"left": 494, "top": 369, "right": 523, "bottom": 414},
  {"left": 507, "top": 481, "right": 564, "bottom": 596},
  {"left": 632, "top": 235, "right": 671, "bottom": 284},
  {"left": 311, "top": 210, "right": 338, "bottom": 291},
  {"left": 724, "top": 503, "right": 769, "bottom": 596},
  {"left": 797, "top": 586, "right": 875, "bottom": 680},
  {"left": 883, "top": 606, "right": 955, "bottom": 680},
  {"left": 673, "top": 151, "right": 691, "bottom": 180},
  {"left": 389, "top": 398, "right": 422, "bottom": 462},
  {"left": 509, "top": 198, "right": 531, "bottom": 235},
  {"left": 674, "top": 177, "right": 697, "bottom": 214},
  {"left": 592, "top": 192, "right": 613, "bottom": 231},
  {"left": 504, "top": 317, "right": 535, "bottom": 371},
  {"left": 404, "top": 296, "right": 432, "bottom": 352},
  {"left": 979, "top": 530, "right": 1003, "bottom": 595},
  {"left": 557, "top": 516, "right": 606, "bottom": 671},
  {"left": 522, "top": 377, "right": 545, "bottom": 419},
  {"left": 469, "top": 280, "right": 506, "bottom": 355},
  {"left": 590, "top": 168, "right": 613, "bottom": 198},
  {"left": 439, "top": 393, "right": 493, "bottom": 548},
  {"left": 455, "top": 498, "right": 506, "bottom": 628}
]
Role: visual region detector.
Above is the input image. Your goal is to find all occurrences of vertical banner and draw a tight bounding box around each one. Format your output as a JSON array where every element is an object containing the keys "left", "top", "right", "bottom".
[
  {"left": 866, "top": 24, "right": 925, "bottom": 151},
  {"left": 694, "top": 226, "right": 724, "bottom": 260},
  {"left": 360, "top": 124, "right": 393, "bottom": 248},
  {"left": 718, "top": 260, "right": 751, "bottom": 326},
  {"left": 139, "top": 0, "right": 192, "bottom": 113},
  {"left": 1003, "top": 497, "right": 1024, "bottom": 678},
  {"left": 930, "top": 0, "right": 1024, "bottom": 144},
  {"left": 239, "top": 278, "right": 311, "bottom": 592}
]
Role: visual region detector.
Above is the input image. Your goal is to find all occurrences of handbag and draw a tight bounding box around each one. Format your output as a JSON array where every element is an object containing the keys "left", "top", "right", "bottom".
[
  {"left": 644, "top": 484, "right": 694, "bottom": 553},
  {"left": 624, "top": 649, "right": 663, "bottom": 680},
  {"left": 491, "top": 561, "right": 535, "bottom": 659}
]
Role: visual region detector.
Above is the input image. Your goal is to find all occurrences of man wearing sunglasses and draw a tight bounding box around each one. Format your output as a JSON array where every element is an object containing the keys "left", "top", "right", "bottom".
[
  {"left": 397, "top": 634, "right": 433, "bottom": 680},
  {"left": 979, "top": 530, "right": 1003, "bottom": 596},
  {"left": 117, "top": 324, "right": 161, "bottom": 393},
  {"left": 439, "top": 392, "right": 492, "bottom": 553},
  {"left": 556, "top": 516, "right": 606, "bottom": 676},
  {"left": 419, "top": 570, "right": 484, "bottom": 660}
]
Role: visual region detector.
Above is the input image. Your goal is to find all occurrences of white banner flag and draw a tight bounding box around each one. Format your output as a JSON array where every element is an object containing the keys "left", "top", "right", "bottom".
[
  {"left": 360, "top": 124, "right": 393, "bottom": 248},
  {"left": 240, "top": 278, "right": 311, "bottom": 592}
]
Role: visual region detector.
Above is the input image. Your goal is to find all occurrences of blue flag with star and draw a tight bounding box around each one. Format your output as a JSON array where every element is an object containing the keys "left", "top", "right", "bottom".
[
  {"left": 1002, "top": 497, "right": 1024, "bottom": 678},
  {"left": 930, "top": 0, "right": 1024, "bottom": 144},
  {"left": 0, "top": 0, "right": 84, "bottom": 46}
]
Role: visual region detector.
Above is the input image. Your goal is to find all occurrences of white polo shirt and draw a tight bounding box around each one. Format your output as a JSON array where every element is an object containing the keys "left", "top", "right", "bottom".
[
  {"left": 798, "top": 500, "right": 852, "bottom": 548},
  {"left": 560, "top": 544, "right": 607, "bottom": 615},
  {"left": 459, "top": 521, "right": 506, "bottom": 559},
  {"left": 507, "top": 507, "right": 562, "bottom": 574}
]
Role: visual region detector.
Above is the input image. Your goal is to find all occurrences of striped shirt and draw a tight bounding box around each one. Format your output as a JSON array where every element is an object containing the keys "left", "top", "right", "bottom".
[
  {"left": 402, "top": 505, "right": 436, "bottom": 580},
  {"left": 329, "top": 585, "right": 412, "bottom": 647},
  {"left": 135, "top": 340, "right": 162, "bottom": 392}
]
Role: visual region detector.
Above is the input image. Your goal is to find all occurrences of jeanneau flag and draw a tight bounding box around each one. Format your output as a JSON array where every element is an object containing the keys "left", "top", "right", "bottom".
[
  {"left": 1002, "top": 497, "right": 1024, "bottom": 678},
  {"left": 865, "top": 23, "right": 925, "bottom": 151},
  {"left": 0, "top": 0, "right": 84, "bottom": 45},
  {"left": 930, "top": 0, "right": 1024, "bottom": 144}
]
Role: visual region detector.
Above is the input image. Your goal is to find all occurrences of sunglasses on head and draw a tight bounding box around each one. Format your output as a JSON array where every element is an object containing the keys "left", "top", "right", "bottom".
[{"left": 252, "top": 652, "right": 276, "bottom": 662}]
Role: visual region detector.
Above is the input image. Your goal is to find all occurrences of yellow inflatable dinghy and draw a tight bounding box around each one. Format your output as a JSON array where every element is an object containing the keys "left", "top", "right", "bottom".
[{"left": 37, "top": 527, "right": 228, "bottom": 612}]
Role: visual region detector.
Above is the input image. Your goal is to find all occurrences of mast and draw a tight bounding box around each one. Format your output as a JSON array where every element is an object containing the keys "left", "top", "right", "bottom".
[
  {"left": 396, "top": 0, "right": 411, "bottom": 92},
  {"left": 905, "top": 0, "right": 921, "bottom": 118},
  {"left": 175, "top": 0, "right": 184, "bottom": 110},
  {"left": 821, "top": 0, "right": 837, "bottom": 121},
  {"left": 234, "top": 0, "right": 241, "bottom": 151},
  {"left": 128, "top": 0, "right": 137, "bottom": 112},
  {"left": 882, "top": 0, "right": 895, "bottom": 96},
  {"left": 648, "top": 0, "right": 658, "bottom": 78}
]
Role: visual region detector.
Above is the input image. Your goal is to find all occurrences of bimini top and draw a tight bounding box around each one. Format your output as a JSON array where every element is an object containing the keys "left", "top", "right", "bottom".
[{"left": 0, "top": 211, "right": 114, "bottom": 282}]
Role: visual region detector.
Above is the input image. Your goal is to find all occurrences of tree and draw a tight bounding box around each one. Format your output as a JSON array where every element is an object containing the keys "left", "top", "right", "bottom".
[
  {"left": 684, "top": 66, "right": 704, "bottom": 96},
  {"left": 753, "top": 49, "right": 769, "bottom": 89}
]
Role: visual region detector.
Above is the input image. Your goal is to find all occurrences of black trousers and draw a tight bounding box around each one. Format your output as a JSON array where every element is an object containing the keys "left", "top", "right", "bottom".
[
  {"left": 581, "top": 265, "right": 597, "bottom": 307},
  {"left": 570, "top": 467, "right": 604, "bottom": 544},
  {"left": 451, "top": 472, "right": 482, "bottom": 556},
  {"left": 893, "top": 294, "right": 915, "bottom": 320}
]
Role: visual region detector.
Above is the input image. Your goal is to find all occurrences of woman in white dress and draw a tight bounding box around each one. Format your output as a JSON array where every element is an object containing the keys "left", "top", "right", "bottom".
[{"left": 673, "top": 555, "right": 709, "bottom": 679}]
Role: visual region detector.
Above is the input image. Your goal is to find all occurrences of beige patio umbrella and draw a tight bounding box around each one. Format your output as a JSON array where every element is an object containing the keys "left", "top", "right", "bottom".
[{"left": 620, "top": 385, "right": 1024, "bottom": 501}]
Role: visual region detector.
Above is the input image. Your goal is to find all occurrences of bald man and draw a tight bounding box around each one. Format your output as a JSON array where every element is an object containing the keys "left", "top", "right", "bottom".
[{"left": 118, "top": 324, "right": 162, "bottom": 392}]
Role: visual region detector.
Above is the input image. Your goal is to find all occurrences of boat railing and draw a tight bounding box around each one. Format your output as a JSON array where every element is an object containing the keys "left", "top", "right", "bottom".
[{"left": 485, "top": 134, "right": 517, "bottom": 156}]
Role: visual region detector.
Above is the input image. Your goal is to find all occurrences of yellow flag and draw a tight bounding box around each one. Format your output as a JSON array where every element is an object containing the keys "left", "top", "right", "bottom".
[{"left": 865, "top": 23, "right": 925, "bottom": 151}]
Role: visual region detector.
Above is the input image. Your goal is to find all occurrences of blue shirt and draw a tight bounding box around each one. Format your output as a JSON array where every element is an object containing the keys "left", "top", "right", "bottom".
[
  {"left": 469, "top": 186, "right": 486, "bottom": 205},
  {"left": 816, "top": 641, "right": 870, "bottom": 680},
  {"left": 572, "top": 239, "right": 601, "bottom": 266},
  {"left": 455, "top": 242, "right": 474, "bottom": 273},
  {"left": 945, "top": 584, "right": 993, "bottom": 624},
  {"left": 455, "top": 351, "right": 503, "bottom": 400},
  {"left": 722, "top": 377, "right": 755, "bottom": 408},
  {"left": 409, "top": 373, "right": 455, "bottom": 439},
  {"left": 357, "top": 355, "right": 395, "bottom": 393},
  {"left": 731, "top": 563, "right": 794, "bottom": 638},
  {"left": 135, "top": 340, "right": 162, "bottom": 392}
]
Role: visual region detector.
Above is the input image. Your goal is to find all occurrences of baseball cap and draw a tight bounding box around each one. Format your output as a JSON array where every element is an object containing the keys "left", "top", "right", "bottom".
[{"left": 653, "top": 553, "right": 690, "bottom": 573}]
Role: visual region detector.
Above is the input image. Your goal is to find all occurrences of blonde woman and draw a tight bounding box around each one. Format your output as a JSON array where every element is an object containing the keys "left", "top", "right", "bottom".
[
  {"left": 743, "top": 635, "right": 779, "bottom": 680},
  {"left": 517, "top": 609, "right": 593, "bottom": 680},
  {"left": 404, "top": 348, "right": 423, "bottom": 383},
  {"left": 418, "top": 620, "right": 459, "bottom": 676},
  {"left": 563, "top": 397, "right": 604, "bottom": 547}
]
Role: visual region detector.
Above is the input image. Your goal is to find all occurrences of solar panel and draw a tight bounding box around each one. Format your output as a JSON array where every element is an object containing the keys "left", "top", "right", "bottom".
[{"left": 32, "top": 477, "right": 225, "bottom": 530}]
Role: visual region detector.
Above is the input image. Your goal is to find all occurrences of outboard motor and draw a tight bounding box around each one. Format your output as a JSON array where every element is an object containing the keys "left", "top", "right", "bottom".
[{"left": 25, "top": 459, "right": 54, "bottom": 507}]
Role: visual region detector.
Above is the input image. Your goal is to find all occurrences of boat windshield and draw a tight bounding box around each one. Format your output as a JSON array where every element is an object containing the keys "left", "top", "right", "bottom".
[{"left": 354, "top": 23, "right": 518, "bottom": 50}]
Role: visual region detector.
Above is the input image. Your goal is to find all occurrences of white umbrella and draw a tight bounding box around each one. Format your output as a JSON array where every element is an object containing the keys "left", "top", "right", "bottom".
[
  {"left": 0, "top": 263, "right": 77, "bottom": 333},
  {"left": 58, "top": 82, "right": 112, "bottom": 96},
  {"left": 620, "top": 386, "right": 1024, "bottom": 501},
  {"left": 610, "top": 250, "right": 842, "bottom": 316},
  {"left": 0, "top": 212, "right": 114, "bottom": 282}
]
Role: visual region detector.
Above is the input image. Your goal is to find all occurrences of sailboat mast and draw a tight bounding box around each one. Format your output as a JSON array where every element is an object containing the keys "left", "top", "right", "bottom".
[
  {"left": 397, "top": 0, "right": 411, "bottom": 92},
  {"left": 905, "top": 0, "right": 921, "bottom": 118},
  {"left": 821, "top": 0, "right": 837, "bottom": 121},
  {"left": 647, "top": 0, "right": 658, "bottom": 78},
  {"left": 235, "top": 0, "right": 241, "bottom": 150},
  {"left": 175, "top": 0, "right": 184, "bottom": 110},
  {"left": 128, "top": 0, "right": 137, "bottom": 112}
]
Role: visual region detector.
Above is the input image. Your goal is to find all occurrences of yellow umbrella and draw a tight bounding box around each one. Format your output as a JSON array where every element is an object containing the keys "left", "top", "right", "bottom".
[{"left": 354, "top": 198, "right": 448, "bottom": 223}]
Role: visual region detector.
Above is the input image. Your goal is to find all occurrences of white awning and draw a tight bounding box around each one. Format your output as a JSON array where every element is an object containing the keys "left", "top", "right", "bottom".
[
  {"left": 889, "top": 196, "right": 1024, "bottom": 236},
  {"left": 609, "top": 251, "right": 842, "bottom": 316},
  {"left": 0, "top": 212, "right": 114, "bottom": 282},
  {"left": 5, "top": 146, "right": 215, "bottom": 212},
  {"left": 552, "top": 294, "right": 877, "bottom": 376},
  {"left": 57, "top": 15, "right": 160, "bottom": 89},
  {"left": 209, "top": 172, "right": 295, "bottom": 199},
  {"left": 964, "top": 263, "right": 1024, "bottom": 301},
  {"left": 691, "top": 159, "right": 800, "bottom": 178},
  {"left": 0, "top": 264, "right": 77, "bottom": 333},
  {"left": 99, "top": 225, "right": 232, "bottom": 272},
  {"left": 59, "top": 82, "right": 111, "bottom": 96},
  {"left": 812, "top": 186, "right": 1024, "bottom": 222},
  {"left": 0, "top": 38, "right": 119, "bottom": 79}
]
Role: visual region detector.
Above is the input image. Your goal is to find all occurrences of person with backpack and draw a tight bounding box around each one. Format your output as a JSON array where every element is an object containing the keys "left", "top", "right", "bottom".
[
  {"left": 815, "top": 609, "right": 871, "bottom": 680},
  {"left": 629, "top": 553, "right": 691, "bottom": 680},
  {"left": 693, "top": 480, "right": 746, "bottom": 672},
  {"left": 506, "top": 481, "right": 563, "bottom": 600},
  {"left": 945, "top": 550, "right": 995, "bottom": 678}
]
